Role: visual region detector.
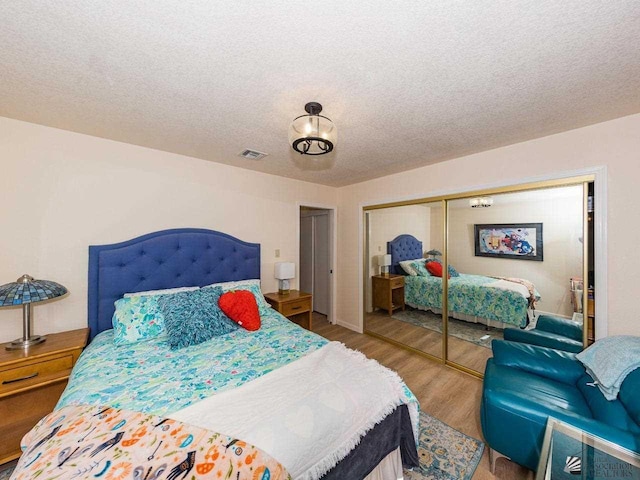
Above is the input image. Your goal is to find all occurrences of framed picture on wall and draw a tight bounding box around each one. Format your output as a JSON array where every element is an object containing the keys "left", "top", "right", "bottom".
[{"left": 474, "top": 223, "right": 543, "bottom": 261}]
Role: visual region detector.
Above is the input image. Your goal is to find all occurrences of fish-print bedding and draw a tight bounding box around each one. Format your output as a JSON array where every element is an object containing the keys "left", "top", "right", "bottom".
[
  {"left": 404, "top": 273, "right": 538, "bottom": 327},
  {"left": 14, "top": 403, "right": 289, "bottom": 480},
  {"left": 58, "top": 308, "right": 327, "bottom": 416}
]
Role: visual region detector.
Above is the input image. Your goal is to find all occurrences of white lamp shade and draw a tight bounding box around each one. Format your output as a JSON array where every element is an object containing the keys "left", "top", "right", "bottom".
[
  {"left": 379, "top": 254, "right": 392, "bottom": 267},
  {"left": 274, "top": 262, "right": 295, "bottom": 280}
]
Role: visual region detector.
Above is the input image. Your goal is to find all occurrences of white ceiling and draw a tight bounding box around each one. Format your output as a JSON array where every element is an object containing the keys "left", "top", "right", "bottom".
[{"left": 2, "top": 1, "right": 639, "bottom": 187}]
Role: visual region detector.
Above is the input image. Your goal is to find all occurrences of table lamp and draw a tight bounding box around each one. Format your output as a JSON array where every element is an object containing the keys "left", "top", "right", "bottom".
[
  {"left": 274, "top": 262, "right": 295, "bottom": 295},
  {"left": 0, "top": 274, "right": 68, "bottom": 350},
  {"left": 425, "top": 249, "right": 442, "bottom": 259},
  {"left": 379, "top": 254, "right": 392, "bottom": 275}
]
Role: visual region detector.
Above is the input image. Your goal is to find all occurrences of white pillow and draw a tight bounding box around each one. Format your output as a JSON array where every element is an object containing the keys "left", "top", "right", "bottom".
[
  {"left": 399, "top": 259, "right": 423, "bottom": 276},
  {"left": 124, "top": 286, "right": 199, "bottom": 298}
]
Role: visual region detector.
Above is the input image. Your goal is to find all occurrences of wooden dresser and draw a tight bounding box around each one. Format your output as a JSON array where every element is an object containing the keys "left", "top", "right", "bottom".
[{"left": 0, "top": 328, "right": 89, "bottom": 465}]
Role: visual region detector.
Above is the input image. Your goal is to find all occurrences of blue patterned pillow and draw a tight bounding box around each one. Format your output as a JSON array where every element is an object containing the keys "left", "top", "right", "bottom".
[
  {"left": 112, "top": 295, "right": 166, "bottom": 345},
  {"left": 158, "top": 287, "right": 238, "bottom": 349}
]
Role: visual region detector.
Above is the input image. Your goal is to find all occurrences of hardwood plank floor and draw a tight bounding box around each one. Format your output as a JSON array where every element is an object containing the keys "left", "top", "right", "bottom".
[
  {"left": 365, "top": 310, "right": 494, "bottom": 373},
  {"left": 311, "top": 313, "right": 532, "bottom": 480}
]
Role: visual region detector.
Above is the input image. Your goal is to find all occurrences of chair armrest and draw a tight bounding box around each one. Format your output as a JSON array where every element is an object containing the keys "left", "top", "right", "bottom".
[
  {"left": 504, "top": 328, "right": 584, "bottom": 353},
  {"left": 536, "top": 315, "right": 583, "bottom": 342},
  {"left": 491, "top": 340, "right": 585, "bottom": 385}
]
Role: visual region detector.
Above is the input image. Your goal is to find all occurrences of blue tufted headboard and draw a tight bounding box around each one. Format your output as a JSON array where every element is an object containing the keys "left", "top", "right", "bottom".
[
  {"left": 88, "top": 228, "right": 260, "bottom": 340},
  {"left": 387, "top": 235, "right": 423, "bottom": 275}
]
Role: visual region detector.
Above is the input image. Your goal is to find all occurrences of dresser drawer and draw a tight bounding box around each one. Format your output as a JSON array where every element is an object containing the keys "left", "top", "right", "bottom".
[
  {"left": 0, "top": 355, "right": 73, "bottom": 386},
  {"left": 281, "top": 298, "right": 311, "bottom": 316},
  {"left": 390, "top": 276, "right": 404, "bottom": 288}
]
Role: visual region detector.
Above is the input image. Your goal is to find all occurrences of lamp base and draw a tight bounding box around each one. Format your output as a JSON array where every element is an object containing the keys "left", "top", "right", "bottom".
[
  {"left": 5, "top": 335, "right": 46, "bottom": 350},
  {"left": 277, "top": 279, "right": 291, "bottom": 295}
]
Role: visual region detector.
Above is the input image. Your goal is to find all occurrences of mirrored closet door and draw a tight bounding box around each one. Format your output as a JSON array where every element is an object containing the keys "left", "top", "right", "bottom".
[
  {"left": 364, "top": 201, "right": 444, "bottom": 360},
  {"left": 364, "top": 178, "right": 593, "bottom": 376},
  {"left": 446, "top": 185, "right": 585, "bottom": 374}
]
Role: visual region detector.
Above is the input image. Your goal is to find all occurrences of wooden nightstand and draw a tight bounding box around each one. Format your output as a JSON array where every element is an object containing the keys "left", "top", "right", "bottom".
[
  {"left": 0, "top": 328, "right": 89, "bottom": 465},
  {"left": 372, "top": 274, "right": 405, "bottom": 315},
  {"left": 264, "top": 291, "right": 313, "bottom": 330}
]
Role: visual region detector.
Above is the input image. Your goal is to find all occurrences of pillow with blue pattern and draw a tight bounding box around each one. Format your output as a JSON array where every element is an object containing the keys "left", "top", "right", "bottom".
[
  {"left": 158, "top": 287, "right": 238, "bottom": 349},
  {"left": 112, "top": 295, "right": 167, "bottom": 345}
]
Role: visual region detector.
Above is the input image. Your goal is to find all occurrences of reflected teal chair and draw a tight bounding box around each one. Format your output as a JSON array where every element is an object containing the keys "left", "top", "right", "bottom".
[{"left": 504, "top": 314, "right": 584, "bottom": 353}]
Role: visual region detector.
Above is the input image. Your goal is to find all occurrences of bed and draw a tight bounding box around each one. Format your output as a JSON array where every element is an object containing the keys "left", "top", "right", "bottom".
[
  {"left": 388, "top": 234, "right": 537, "bottom": 328},
  {"left": 13, "top": 228, "right": 419, "bottom": 480}
]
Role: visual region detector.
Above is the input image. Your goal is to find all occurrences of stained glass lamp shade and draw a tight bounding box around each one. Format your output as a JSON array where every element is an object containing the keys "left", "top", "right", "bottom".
[
  {"left": 0, "top": 274, "right": 68, "bottom": 349},
  {"left": 425, "top": 249, "right": 442, "bottom": 258}
]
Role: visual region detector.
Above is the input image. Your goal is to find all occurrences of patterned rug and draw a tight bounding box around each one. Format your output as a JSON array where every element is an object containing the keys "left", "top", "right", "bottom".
[
  {"left": 0, "top": 413, "right": 483, "bottom": 480},
  {"left": 0, "top": 461, "right": 16, "bottom": 480},
  {"left": 405, "top": 411, "right": 484, "bottom": 480},
  {"left": 393, "top": 308, "right": 504, "bottom": 349}
]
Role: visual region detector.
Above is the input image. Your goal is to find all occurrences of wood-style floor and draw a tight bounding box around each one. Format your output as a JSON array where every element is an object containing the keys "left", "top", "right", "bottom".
[
  {"left": 311, "top": 313, "right": 531, "bottom": 480},
  {"left": 365, "top": 310, "right": 493, "bottom": 373}
]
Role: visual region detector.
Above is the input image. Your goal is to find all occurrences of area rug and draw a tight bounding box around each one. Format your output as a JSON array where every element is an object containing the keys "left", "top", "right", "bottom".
[
  {"left": 393, "top": 308, "right": 503, "bottom": 349},
  {"left": 0, "top": 414, "right": 483, "bottom": 480},
  {"left": 405, "top": 411, "right": 484, "bottom": 480},
  {"left": 0, "top": 461, "right": 16, "bottom": 480}
]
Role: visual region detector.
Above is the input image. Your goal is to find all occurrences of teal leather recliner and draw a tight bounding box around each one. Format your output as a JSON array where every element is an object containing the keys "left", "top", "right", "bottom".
[
  {"left": 504, "top": 314, "right": 584, "bottom": 353},
  {"left": 481, "top": 340, "right": 640, "bottom": 471}
]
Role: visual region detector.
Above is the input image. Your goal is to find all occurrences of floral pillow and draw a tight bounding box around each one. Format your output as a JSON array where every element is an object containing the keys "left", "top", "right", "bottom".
[
  {"left": 409, "top": 260, "right": 431, "bottom": 277},
  {"left": 158, "top": 287, "right": 238, "bottom": 350},
  {"left": 112, "top": 295, "right": 167, "bottom": 345},
  {"left": 399, "top": 259, "right": 422, "bottom": 276}
]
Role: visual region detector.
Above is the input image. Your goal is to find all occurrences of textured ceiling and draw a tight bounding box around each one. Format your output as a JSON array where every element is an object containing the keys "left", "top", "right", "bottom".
[{"left": 2, "top": 1, "right": 639, "bottom": 187}]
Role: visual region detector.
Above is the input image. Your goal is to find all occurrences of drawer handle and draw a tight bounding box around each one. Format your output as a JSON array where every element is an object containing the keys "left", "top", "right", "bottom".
[
  {"left": 3, "top": 372, "right": 38, "bottom": 384},
  {"left": 291, "top": 306, "right": 302, "bottom": 310}
]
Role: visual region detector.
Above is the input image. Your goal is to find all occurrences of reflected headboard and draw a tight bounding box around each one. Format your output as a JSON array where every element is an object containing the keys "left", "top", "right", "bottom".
[
  {"left": 88, "top": 228, "right": 260, "bottom": 340},
  {"left": 387, "top": 234, "right": 423, "bottom": 275}
]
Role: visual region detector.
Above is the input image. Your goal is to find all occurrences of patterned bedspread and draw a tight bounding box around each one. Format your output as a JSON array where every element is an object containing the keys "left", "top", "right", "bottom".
[
  {"left": 15, "top": 403, "right": 289, "bottom": 480},
  {"left": 57, "top": 308, "right": 327, "bottom": 415},
  {"left": 405, "top": 273, "right": 537, "bottom": 327}
]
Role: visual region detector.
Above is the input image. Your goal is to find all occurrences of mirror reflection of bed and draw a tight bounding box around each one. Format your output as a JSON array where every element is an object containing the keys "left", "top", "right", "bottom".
[{"left": 364, "top": 183, "right": 588, "bottom": 375}]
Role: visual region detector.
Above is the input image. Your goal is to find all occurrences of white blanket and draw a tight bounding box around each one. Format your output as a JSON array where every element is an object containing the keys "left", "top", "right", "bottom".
[
  {"left": 170, "top": 341, "right": 419, "bottom": 480},
  {"left": 486, "top": 279, "right": 530, "bottom": 298}
]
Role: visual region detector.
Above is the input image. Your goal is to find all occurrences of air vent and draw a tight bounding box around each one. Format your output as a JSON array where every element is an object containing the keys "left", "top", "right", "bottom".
[{"left": 238, "top": 149, "right": 268, "bottom": 161}]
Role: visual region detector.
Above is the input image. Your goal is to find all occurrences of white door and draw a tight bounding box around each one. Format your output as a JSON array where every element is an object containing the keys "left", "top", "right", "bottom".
[
  {"left": 299, "top": 216, "right": 313, "bottom": 295},
  {"left": 313, "top": 213, "right": 330, "bottom": 315}
]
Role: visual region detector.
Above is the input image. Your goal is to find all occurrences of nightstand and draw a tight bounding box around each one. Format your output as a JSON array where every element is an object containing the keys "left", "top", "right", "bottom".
[
  {"left": 372, "top": 274, "right": 405, "bottom": 315},
  {"left": 264, "top": 291, "right": 313, "bottom": 330},
  {"left": 0, "top": 328, "right": 89, "bottom": 465}
]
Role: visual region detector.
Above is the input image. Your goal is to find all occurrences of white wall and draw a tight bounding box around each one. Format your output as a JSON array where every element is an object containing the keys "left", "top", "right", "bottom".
[
  {"left": 0, "top": 117, "right": 337, "bottom": 342},
  {"left": 336, "top": 113, "right": 640, "bottom": 337},
  {"left": 448, "top": 186, "right": 583, "bottom": 317}
]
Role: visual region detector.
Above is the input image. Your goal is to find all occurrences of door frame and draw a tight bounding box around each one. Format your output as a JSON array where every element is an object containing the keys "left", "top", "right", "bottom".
[{"left": 297, "top": 202, "right": 337, "bottom": 325}]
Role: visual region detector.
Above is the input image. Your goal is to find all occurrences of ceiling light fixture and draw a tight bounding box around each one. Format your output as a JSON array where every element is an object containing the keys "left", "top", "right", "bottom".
[
  {"left": 469, "top": 197, "right": 493, "bottom": 208},
  {"left": 289, "top": 102, "right": 337, "bottom": 155}
]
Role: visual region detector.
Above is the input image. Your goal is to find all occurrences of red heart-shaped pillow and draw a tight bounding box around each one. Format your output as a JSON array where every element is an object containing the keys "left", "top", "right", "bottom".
[{"left": 218, "top": 290, "right": 261, "bottom": 331}]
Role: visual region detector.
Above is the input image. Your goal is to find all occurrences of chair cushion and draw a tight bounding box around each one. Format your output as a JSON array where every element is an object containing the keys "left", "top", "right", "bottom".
[
  {"left": 576, "top": 374, "right": 640, "bottom": 434},
  {"left": 619, "top": 367, "right": 640, "bottom": 427}
]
